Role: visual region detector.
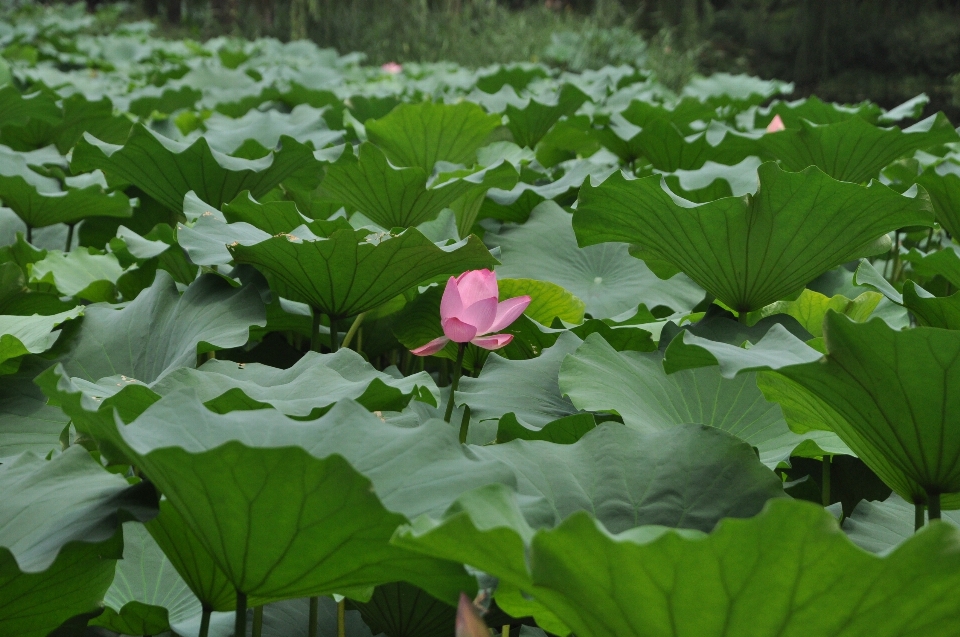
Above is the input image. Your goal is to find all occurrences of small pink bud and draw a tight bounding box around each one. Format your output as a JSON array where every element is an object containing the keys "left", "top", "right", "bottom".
[
  {"left": 456, "top": 593, "right": 490, "bottom": 637},
  {"left": 766, "top": 114, "right": 786, "bottom": 133},
  {"left": 381, "top": 62, "right": 403, "bottom": 74}
]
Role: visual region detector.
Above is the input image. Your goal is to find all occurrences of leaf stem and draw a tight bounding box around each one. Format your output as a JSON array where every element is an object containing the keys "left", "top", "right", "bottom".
[
  {"left": 252, "top": 605, "right": 263, "bottom": 637},
  {"left": 199, "top": 605, "right": 211, "bottom": 637},
  {"left": 459, "top": 404, "right": 471, "bottom": 444},
  {"left": 444, "top": 343, "right": 466, "bottom": 423},
  {"left": 503, "top": 624, "right": 510, "bottom": 637},
  {"left": 821, "top": 456, "right": 831, "bottom": 507},
  {"left": 308, "top": 596, "right": 319, "bottom": 637},
  {"left": 65, "top": 223, "right": 75, "bottom": 253},
  {"left": 25, "top": 224, "right": 32, "bottom": 244},
  {"left": 330, "top": 316, "right": 340, "bottom": 352},
  {"left": 235, "top": 592, "right": 247, "bottom": 637},
  {"left": 337, "top": 599, "right": 346, "bottom": 637},
  {"left": 341, "top": 312, "right": 366, "bottom": 350},
  {"left": 311, "top": 309, "right": 323, "bottom": 352},
  {"left": 928, "top": 491, "right": 942, "bottom": 522},
  {"left": 915, "top": 501, "right": 925, "bottom": 532}
]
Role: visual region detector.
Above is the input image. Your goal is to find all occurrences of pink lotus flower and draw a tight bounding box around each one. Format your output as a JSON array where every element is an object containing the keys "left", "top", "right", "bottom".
[
  {"left": 766, "top": 114, "right": 786, "bottom": 133},
  {"left": 411, "top": 270, "right": 531, "bottom": 356},
  {"left": 381, "top": 62, "right": 403, "bottom": 74},
  {"left": 455, "top": 593, "right": 490, "bottom": 637}
]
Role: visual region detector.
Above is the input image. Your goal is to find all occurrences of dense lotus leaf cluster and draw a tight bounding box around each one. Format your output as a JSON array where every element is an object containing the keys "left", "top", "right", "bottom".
[{"left": 3, "top": 5, "right": 960, "bottom": 637}]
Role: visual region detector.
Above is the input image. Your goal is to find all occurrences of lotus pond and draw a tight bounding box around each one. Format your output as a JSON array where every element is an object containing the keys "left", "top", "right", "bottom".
[{"left": 3, "top": 5, "right": 960, "bottom": 637}]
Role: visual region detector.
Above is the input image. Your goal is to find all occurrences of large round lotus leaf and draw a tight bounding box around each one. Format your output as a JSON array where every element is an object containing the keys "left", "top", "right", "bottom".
[
  {"left": 842, "top": 494, "right": 960, "bottom": 555},
  {"left": 0, "top": 174, "right": 131, "bottom": 229},
  {"left": 758, "top": 113, "right": 959, "bottom": 184},
  {"left": 395, "top": 492, "right": 960, "bottom": 637},
  {"left": 0, "top": 306, "right": 81, "bottom": 374},
  {"left": 559, "top": 333, "right": 846, "bottom": 467},
  {"left": 365, "top": 101, "right": 501, "bottom": 173},
  {"left": 229, "top": 227, "right": 497, "bottom": 319},
  {"left": 473, "top": 422, "right": 785, "bottom": 533},
  {"left": 320, "top": 142, "right": 516, "bottom": 229},
  {"left": 486, "top": 201, "right": 703, "bottom": 318},
  {"left": 82, "top": 393, "right": 520, "bottom": 605},
  {"left": 259, "top": 596, "right": 378, "bottom": 637},
  {"left": 347, "top": 582, "right": 455, "bottom": 637},
  {"left": 0, "top": 447, "right": 157, "bottom": 637},
  {"left": 71, "top": 124, "right": 319, "bottom": 212},
  {"left": 777, "top": 312, "right": 960, "bottom": 503},
  {"left": 145, "top": 500, "right": 236, "bottom": 614},
  {"left": 50, "top": 271, "right": 265, "bottom": 385},
  {"left": 92, "top": 520, "right": 234, "bottom": 637},
  {"left": 574, "top": 162, "right": 934, "bottom": 313}
]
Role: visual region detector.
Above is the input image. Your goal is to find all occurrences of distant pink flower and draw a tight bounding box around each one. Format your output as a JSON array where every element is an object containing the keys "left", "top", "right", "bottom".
[
  {"left": 455, "top": 593, "right": 490, "bottom": 637},
  {"left": 381, "top": 62, "right": 403, "bottom": 74},
  {"left": 766, "top": 114, "right": 786, "bottom": 133},
  {"left": 411, "top": 269, "right": 531, "bottom": 356}
]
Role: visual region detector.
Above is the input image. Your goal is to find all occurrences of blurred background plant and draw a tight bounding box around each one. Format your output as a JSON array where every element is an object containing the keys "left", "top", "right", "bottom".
[{"left": 6, "top": 0, "right": 960, "bottom": 116}]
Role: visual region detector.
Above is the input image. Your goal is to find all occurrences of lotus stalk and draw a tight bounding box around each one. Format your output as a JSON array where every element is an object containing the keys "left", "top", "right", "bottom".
[
  {"left": 308, "top": 596, "right": 319, "bottom": 637},
  {"left": 235, "top": 592, "right": 247, "bottom": 637}
]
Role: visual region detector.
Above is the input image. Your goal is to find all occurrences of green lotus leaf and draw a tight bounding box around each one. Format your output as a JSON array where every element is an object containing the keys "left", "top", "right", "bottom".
[
  {"left": 187, "top": 105, "right": 343, "bottom": 155},
  {"left": 759, "top": 113, "right": 959, "bottom": 183},
  {"left": 145, "top": 500, "right": 236, "bottom": 614},
  {"left": 73, "top": 348, "right": 438, "bottom": 418},
  {"left": 682, "top": 72, "right": 792, "bottom": 107},
  {"left": 222, "top": 191, "right": 310, "bottom": 234},
  {"left": 2, "top": 93, "right": 132, "bottom": 154},
  {"left": 0, "top": 145, "right": 64, "bottom": 193},
  {"left": 476, "top": 65, "right": 549, "bottom": 93},
  {"left": 0, "top": 86, "right": 61, "bottom": 131},
  {"left": 229, "top": 226, "right": 497, "bottom": 320},
  {"left": 574, "top": 162, "right": 934, "bottom": 313},
  {"left": 497, "top": 278, "right": 585, "bottom": 325},
  {"left": 125, "top": 85, "right": 202, "bottom": 118},
  {"left": 0, "top": 306, "right": 82, "bottom": 374},
  {"left": 365, "top": 101, "right": 502, "bottom": 173},
  {"left": 747, "top": 288, "right": 882, "bottom": 337},
  {"left": 320, "top": 142, "right": 516, "bottom": 228},
  {"left": 488, "top": 201, "right": 703, "bottom": 318},
  {"left": 0, "top": 173, "right": 132, "bottom": 230},
  {"left": 456, "top": 331, "right": 583, "bottom": 429},
  {"left": 616, "top": 118, "right": 760, "bottom": 172},
  {"left": 49, "top": 271, "right": 265, "bottom": 384},
  {"left": 661, "top": 324, "right": 822, "bottom": 376},
  {"left": 480, "top": 161, "right": 611, "bottom": 223},
  {"left": 661, "top": 156, "right": 762, "bottom": 203},
  {"left": 71, "top": 124, "right": 319, "bottom": 212},
  {"left": 842, "top": 494, "right": 960, "bottom": 554},
  {"left": 903, "top": 245, "right": 960, "bottom": 289},
  {"left": 560, "top": 333, "right": 844, "bottom": 467},
  {"left": 916, "top": 164, "right": 960, "bottom": 238},
  {"left": 84, "top": 393, "right": 522, "bottom": 604},
  {"left": 902, "top": 280, "right": 960, "bottom": 329},
  {"left": 396, "top": 492, "right": 960, "bottom": 637},
  {"left": 0, "top": 446, "right": 157, "bottom": 637},
  {"left": 29, "top": 248, "right": 125, "bottom": 302},
  {"left": 753, "top": 95, "right": 883, "bottom": 129},
  {"left": 259, "top": 596, "right": 377, "bottom": 637},
  {"left": 0, "top": 261, "right": 75, "bottom": 316},
  {"left": 618, "top": 98, "right": 720, "bottom": 132},
  {"left": 495, "top": 412, "right": 597, "bottom": 445},
  {"left": 92, "top": 521, "right": 234, "bottom": 637},
  {"left": 472, "top": 422, "right": 785, "bottom": 532},
  {"left": 505, "top": 83, "right": 588, "bottom": 148},
  {"left": 177, "top": 213, "right": 271, "bottom": 267},
  {"left": 347, "top": 581, "right": 455, "bottom": 637},
  {"left": 0, "top": 360, "right": 71, "bottom": 459},
  {"left": 772, "top": 313, "right": 960, "bottom": 506}
]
